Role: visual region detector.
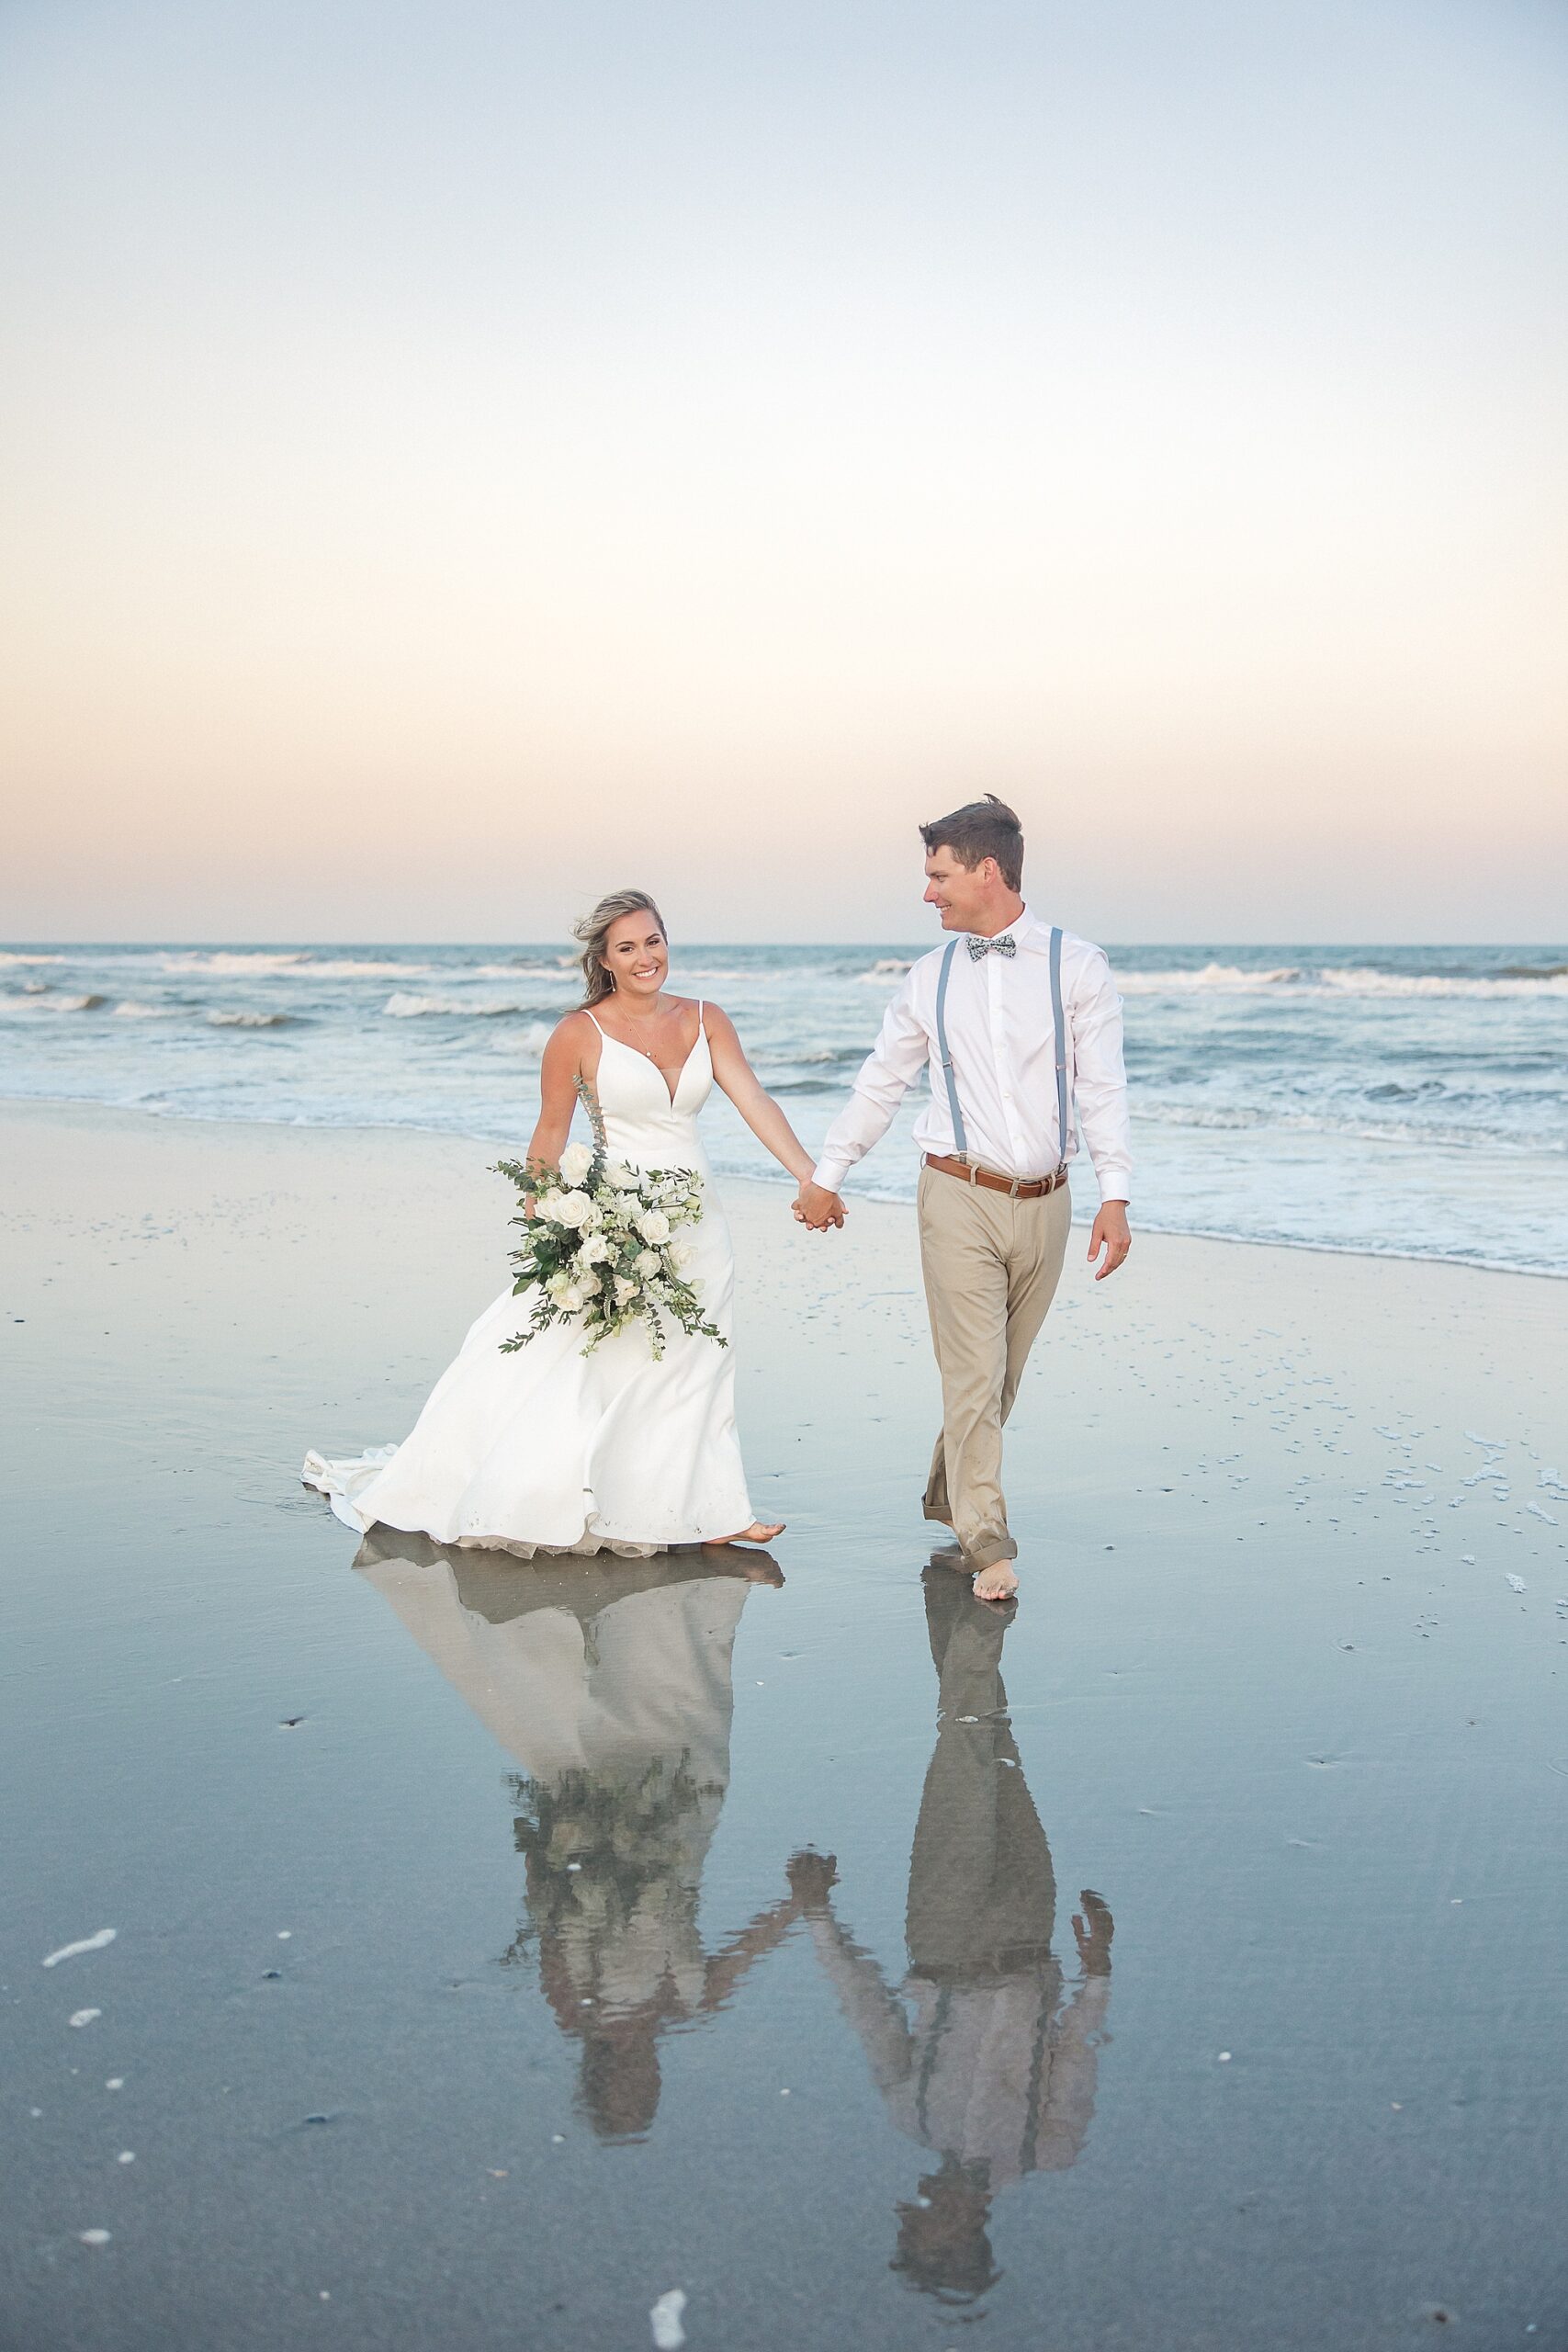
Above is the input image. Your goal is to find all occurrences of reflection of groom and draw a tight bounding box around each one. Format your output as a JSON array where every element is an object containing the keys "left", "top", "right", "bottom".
[
  {"left": 792, "top": 1567, "right": 1113, "bottom": 2302},
  {"left": 795, "top": 797, "right": 1133, "bottom": 1600}
]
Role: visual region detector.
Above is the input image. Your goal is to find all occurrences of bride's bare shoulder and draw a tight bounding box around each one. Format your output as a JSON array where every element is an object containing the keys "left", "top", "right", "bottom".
[
  {"left": 544, "top": 1009, "right": 598, "bottom": 1066},
  {"left": 694, "top": 1001, "right": 743, "bottom": 1059}
]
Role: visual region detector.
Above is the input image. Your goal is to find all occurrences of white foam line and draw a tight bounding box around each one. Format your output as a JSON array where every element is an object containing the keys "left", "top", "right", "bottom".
[
  {"left": 42, "top": 1929, "right": 117, "bottom": 1969},
  {"left": 1525, "top": 1502, "right": 1559, "bottom": 1525}
]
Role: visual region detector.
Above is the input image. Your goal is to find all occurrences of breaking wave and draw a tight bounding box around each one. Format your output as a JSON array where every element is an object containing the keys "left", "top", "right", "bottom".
[
  {"left": 1119, "top": 964, "right": 1299, "bottom": 993},
  {"left": 383, "top": 992, "right": 559, "bottom": 1020},
  {"left": 1314, "top": 966, "right": 1568, "bottom": 999},
  {"left": 1118, "top": 962, "right": 1568, "bottom": 1000},
  {"left": 161, "top": 951, "right": 315, "bottom": 974},
  {"left": 162, "top": 951, "right": 434, "bottom": 978},
  {"left": 1133, "top": 1099, "right": 1564, "bottom": 1152}
]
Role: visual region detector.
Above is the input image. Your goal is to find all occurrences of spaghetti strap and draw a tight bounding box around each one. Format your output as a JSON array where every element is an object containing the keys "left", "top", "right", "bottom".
[
  {"left": 696, "top": 999, "right": 705, "bottom": 1035},
  {"left": 584, "top": 1009, "right": 607, "bottom": 1037}
]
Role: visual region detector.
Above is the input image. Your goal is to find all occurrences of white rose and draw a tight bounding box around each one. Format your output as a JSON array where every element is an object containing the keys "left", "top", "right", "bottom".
[
  {"left": 552, "top": 1190, "right": 593, "bottom": 1228},
  {"left": 634, "top": 1248, "right": 660, "bottom": 1276},
  {"left": 604, "top": 1160, "right": 639, "bottom": 1192},
  {"left": 546, "top": 1268, "right": 571, "bottom": 1297},
  {"left": 614, "top": 1275, "right": 638, "bottom": 1304},
  {"left": 558, "top": 1141, "right": 593, "bottom": 1186},
  {"left": 558, "top": 1283, "right": 585, "bottom": 1313},
  {"left": 670, "top": 1238, "right": 697, "bottom": 1272},
  {"left": 637, "top": 1209, "right": 671, "bottom": 1245},
  {"left": 580, "top": 1232, "right": 611, "bottom": 1266}
]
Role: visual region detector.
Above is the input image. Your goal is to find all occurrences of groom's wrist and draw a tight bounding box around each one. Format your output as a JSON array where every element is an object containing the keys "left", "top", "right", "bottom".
[{"left": 811, "top": 1158, "right": 851, "bottom": 1194}]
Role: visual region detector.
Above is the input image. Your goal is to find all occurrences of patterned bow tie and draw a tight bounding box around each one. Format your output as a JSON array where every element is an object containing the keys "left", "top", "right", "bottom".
[{"left": 966, "top": 933, "right": 1016, "bottom": 960}]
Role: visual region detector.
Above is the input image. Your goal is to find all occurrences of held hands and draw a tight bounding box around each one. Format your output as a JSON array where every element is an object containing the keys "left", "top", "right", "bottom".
[
  {"left": 786, "top": 1849, "right": 839, "bottom": 1910},
  {"left": 793, "top": 1182, "right": 846, "bottom": 1232},
  {"left": 1088, "top": 1200, "right": 1131, "bottom": 1281},
  {"left": 1072, "top": 1888, "right": 1114, "bottom": 1975}
]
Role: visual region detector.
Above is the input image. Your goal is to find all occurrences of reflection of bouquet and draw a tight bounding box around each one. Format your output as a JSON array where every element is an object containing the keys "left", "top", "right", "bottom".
[{"left": 494, "top": 1085, "right": 726, "bottom": 1362}]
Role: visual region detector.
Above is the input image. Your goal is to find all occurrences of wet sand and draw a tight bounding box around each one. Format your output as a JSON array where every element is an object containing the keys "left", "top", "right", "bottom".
[{"left": 4, "top": 1098, "right": 1566, "bottom": 2350}]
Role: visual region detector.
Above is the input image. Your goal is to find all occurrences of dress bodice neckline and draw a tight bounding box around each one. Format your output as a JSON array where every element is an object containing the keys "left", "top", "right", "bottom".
[
  {"left": 583, "top": 1008, "right": 714, "bottom": 1170},
  {"left": 594, "top": 1028, "right": 700, "bottom": 1110},
  {"left": 587, "top": 1005, "right": 708, "bottom": 1114}
]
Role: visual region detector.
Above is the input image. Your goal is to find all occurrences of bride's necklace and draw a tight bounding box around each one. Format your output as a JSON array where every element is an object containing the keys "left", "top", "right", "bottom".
[{"left": 609, "top": 1001, "right": 670, "bottom": 1065}]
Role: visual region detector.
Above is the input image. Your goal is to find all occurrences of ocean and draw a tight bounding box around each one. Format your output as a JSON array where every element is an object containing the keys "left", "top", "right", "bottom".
[{"left": 3, "top": 942, "right": 1564, "bottom": 1277}]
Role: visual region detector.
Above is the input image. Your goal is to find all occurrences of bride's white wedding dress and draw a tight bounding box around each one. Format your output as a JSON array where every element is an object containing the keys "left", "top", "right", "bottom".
[{"left": 302, "top": 1006, "right": 757, "bottom": 1554}]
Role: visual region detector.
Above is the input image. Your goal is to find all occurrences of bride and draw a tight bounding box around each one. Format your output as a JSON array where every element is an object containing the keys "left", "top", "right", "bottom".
[{"left": 303, "top": 889, "right": 836, "bottom": 1555}]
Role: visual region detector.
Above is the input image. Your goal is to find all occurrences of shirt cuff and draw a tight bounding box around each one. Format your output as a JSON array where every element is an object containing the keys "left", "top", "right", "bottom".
[
  {"left": 812, "top": 1155, "right": 852, "bottom": 1194},
  {"left": 1093, "top": 1165, "right": 1133, "bottom": 1204}
]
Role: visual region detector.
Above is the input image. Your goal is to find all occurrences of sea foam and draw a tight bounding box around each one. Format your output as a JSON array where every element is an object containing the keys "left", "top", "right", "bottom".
[{"left": 384, "top": 992, "right": 545, "bottom": 1018}]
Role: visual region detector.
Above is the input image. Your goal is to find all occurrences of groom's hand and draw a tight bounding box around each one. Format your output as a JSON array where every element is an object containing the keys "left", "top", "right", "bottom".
[
  {"left": 1088, "top": 1201, "right": 1131, "bottom": 1280},
  {"left": 794, "top": 1182, "right": 846, "bottom": 1231}
]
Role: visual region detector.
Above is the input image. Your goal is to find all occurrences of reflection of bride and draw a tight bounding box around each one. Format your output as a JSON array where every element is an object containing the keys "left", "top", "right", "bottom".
[
  {"left": 794, "top": 1566, "right": 1114, "bottom": 2301},
  {"left": 354, "top": 1532, "right": 800, "bottom": 2141}
]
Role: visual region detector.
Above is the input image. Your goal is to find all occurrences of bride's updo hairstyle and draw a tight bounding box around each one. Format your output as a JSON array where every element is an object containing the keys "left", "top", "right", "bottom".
[{"left": 573, "top": 889, "right": 668, "bottom": 1009}]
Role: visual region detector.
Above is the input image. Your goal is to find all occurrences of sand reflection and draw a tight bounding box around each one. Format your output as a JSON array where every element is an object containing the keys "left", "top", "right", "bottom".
[
  {"left": 795, "top": 1563, "right": 1114, "bottom": 2301},
  {"left": 351, "top": 1532, "right": 789, "bottom": 2142}
]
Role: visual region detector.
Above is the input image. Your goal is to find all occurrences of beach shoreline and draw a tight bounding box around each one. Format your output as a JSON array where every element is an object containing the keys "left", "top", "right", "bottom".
[
  {"left": 2, "top": 1089, "right": 1563, "bottom": 1283},
  {"left": 6, "top": 933, "right": 1565, "bottom": 1281}
]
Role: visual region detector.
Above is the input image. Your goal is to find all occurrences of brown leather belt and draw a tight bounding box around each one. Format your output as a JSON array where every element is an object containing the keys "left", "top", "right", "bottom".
[{"left": 923, "top": 1153, "right": 1068, "bottom": 1198}]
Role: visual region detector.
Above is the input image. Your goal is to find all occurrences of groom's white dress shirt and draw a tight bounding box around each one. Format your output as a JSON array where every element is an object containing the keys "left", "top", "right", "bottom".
[{"left": 812, "top": 906, "right": 1133, "bottom": 1202}]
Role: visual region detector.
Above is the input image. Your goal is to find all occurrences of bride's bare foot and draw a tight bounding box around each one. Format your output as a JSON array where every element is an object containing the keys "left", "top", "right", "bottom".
[
  {"left": 706, "top": 1521, "right": 784, "bottom": 1547},
  {"left": 972, "top": 1560, "right": 1020, "bottom": 1605}
]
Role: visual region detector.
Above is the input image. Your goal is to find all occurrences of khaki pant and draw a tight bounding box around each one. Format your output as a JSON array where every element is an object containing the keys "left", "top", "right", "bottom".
[{"left": 918, "top": 1164, "right": 1072, "bottom": 1569}]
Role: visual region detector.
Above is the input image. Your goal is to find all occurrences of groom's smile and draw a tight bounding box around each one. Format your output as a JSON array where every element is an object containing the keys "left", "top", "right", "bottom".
[{"left": 922, "top": 845, "right": 1018, "bottom": 940}]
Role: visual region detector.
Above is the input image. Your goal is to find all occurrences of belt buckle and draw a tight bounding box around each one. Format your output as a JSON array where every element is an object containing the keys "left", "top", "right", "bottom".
[{"left": 1008, "top": 1174, "right": 1021, "bottom": 1200}]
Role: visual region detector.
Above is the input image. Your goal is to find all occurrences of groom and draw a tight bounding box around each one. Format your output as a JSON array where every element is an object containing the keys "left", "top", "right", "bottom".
[{"left": 795, "top": 797, "right": 1132, "bottom": 1601}]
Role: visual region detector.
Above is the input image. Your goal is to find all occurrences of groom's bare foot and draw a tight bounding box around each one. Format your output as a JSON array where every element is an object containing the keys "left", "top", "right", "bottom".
[
  {"left": 706, "top": 1521, "right": 785, "bottom": 1546},
  {"left": 972, "top": 1560, "right": 1019, "bottom": 1604}
]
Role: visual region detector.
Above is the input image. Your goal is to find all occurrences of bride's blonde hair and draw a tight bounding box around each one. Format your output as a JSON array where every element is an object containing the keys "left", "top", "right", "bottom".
[{"left": 573, "top": 889, "right": 668, "bottom": 1009}]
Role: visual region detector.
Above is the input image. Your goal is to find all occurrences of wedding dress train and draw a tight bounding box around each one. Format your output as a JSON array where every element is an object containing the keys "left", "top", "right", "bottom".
[{"left": 302, "top": 1011, "right": 756, "bottom": 1553}]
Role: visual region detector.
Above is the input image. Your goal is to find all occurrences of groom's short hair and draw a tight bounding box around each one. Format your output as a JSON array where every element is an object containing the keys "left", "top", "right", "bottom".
[{"left": 919, "top": 795, "right": 1023, "bottom": 891}]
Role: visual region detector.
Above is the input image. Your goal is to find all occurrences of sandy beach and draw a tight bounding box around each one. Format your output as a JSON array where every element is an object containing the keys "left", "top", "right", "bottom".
[{"left": 5, "top": 1096, "right": 1566, "bottom": 2351}]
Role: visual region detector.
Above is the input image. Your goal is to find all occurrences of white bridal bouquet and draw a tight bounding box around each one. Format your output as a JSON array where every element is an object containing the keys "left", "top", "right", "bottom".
[{"left": 493, "top": 1084, "right": 725, "bottom": 1362}]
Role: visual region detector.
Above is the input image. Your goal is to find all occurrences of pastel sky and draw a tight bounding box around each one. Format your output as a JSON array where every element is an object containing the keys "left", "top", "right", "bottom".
[{"left": 2, "top": 0, "right": 1564, "bottom": 944}]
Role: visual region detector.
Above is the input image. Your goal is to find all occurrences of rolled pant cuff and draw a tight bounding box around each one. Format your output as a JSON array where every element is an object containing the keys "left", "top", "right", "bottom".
[{"left": 963, "top": 1537, "right": 1018, "bottom": 1569}]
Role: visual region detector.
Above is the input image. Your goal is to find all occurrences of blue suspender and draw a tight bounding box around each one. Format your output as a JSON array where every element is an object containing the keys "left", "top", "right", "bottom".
[
  {"left": 934, "top": 938, "right": 967, "bottom": 1157},
  {"left": 934, "top": 927, "right": 1070, "bottom": 1173},
  {"left": 1049, "top": 922, "right": 1069, "bottom": 1175}
]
